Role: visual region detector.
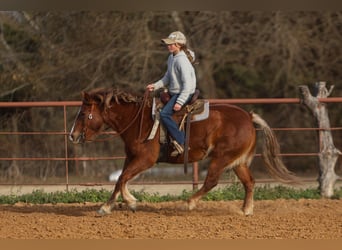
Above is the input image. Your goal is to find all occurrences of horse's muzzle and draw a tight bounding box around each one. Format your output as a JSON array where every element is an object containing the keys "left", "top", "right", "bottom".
[{"left": 69, "top": 132, "right": 85, "bottom": 144}]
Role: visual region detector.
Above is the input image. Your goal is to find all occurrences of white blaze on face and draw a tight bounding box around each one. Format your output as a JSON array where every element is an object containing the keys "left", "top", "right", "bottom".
[{"left": 69, "top": 107, "right": 82, "bottom": 142}]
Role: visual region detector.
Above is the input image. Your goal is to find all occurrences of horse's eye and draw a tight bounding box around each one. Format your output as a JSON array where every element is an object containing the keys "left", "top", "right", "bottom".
[{"left": 88, "top": 114, "right": 93, "bottom": 120}]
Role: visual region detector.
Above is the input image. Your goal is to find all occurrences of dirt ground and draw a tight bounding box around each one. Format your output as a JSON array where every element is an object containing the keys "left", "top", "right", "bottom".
[{"left": 0, "top": 199, "right": 341, "bottom": 239}]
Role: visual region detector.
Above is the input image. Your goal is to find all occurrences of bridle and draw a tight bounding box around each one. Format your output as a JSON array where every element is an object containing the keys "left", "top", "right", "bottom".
[
  {"left": 81, "top": 101, "right": 96, "bottom": 141},
  {"left": 83, "top": 89, "right": 150, "bottom": 142}
]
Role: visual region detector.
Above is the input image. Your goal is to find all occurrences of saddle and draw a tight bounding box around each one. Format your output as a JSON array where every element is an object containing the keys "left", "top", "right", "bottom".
[
  {"left": 148, "top": 89, "right": 209, "bottom": 142},
  {"left": 148, "top": 90, "right": 209, "bottom": 172}
]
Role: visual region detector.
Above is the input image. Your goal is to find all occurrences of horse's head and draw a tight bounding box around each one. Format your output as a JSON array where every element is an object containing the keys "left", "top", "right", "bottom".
[{"left": 69, "top": 91, "right": 106, "bottom": 144}]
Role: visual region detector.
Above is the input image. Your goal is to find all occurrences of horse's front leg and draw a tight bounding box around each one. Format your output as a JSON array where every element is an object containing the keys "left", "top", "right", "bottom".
[
  {"left": 97, "top": 178, "right": 137, "bottom": 215},
  {"left": 117, "top": 159, "right": 151, "bottom": 211},
  {"left": 97, "top": 183, "right": 121, "bottom": 215},
  {"left": 97, "top": 157, "right": 131, "bottom": 215},
  {"left": 97, "top": 179, "right": 137, "bottom": 214},
  {"left": 98, "top": 155, "right": 155, "bottom": 215},
  {"left": 122, "top": 181, "right": 138, "bottom": 211}
]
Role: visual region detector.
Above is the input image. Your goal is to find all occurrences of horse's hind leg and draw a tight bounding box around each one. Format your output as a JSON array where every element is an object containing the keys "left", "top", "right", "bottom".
[
  {"left": 188, "top": 159, "right": 225, "bottom": 210},
  {"left": 233, "top": 163, "right": 255, "bottom": 215}
]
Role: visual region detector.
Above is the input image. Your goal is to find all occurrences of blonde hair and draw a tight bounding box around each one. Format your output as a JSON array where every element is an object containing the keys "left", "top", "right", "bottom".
[{"left": 179, "top": 44, "right": 196, "bottom": 65}]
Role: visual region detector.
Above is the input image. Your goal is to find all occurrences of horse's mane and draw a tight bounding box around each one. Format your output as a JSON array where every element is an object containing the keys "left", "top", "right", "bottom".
[{"left": 87, "top": 88, "right": 144, "bottom": 108}]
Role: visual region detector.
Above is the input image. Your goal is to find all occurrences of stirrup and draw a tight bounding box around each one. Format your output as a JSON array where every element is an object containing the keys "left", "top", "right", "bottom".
[{"left": 171, "top": 140, "right": 184, "bottom": 157}]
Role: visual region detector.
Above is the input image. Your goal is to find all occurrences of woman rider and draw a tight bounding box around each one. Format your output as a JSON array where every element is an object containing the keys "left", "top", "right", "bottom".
[{"left": 147, "top": 31, "right": 197, "bottom": 156}]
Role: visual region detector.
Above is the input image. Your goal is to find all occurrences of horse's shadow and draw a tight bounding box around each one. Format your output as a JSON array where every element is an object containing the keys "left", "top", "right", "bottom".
[
  {"left": 0, "top": 200, "right": 244, "bottom": 217},
  {"left": 0, "top": 203, "right": 100, "bottom": 217}
]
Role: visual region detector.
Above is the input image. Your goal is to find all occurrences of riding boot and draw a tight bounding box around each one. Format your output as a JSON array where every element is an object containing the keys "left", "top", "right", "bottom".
[{"left": 171, "top": 140, "right": 184, "bottom": 157}]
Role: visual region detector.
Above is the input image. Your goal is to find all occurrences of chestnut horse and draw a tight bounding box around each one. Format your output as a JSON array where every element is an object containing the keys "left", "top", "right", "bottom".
[{"left": 69, "top": 88, "right": 297, "bottom": 215}]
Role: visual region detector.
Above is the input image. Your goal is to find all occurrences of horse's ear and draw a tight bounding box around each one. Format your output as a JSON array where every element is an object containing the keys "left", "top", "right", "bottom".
[
  {"left": 81, "top": 91, "right": 104, "bottom": 105},
  {"left": 82, "top": 92, "right": 91, "bottom": 102},
  {"left": 94, "top": 94, "right": 104, "bottom": 104}
]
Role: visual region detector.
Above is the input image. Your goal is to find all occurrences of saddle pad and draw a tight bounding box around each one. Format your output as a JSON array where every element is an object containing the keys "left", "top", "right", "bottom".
[
  {"left": 191, "top": 100, "right": 209, "bottom": 122},
  {"left": 151, "top": 98, "right": 209, "bottom": 119}
]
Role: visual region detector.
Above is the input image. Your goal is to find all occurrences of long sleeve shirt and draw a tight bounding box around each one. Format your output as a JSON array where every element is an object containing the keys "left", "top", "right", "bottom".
[{"left": 153, "top": 50, "right": 196, "bottom": 106}]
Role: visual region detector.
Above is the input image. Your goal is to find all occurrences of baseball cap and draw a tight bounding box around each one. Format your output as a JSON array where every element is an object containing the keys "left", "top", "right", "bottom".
[{"left": 161, "top": 31, "right": 187, "bottom": 45}]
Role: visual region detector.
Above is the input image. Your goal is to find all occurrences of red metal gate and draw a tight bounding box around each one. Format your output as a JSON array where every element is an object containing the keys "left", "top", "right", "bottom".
[{"left": 1, "top": 98, "right": 341, "bottom": 190}]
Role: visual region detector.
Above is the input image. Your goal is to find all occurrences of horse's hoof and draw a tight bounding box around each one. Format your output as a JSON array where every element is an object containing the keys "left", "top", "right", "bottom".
[
  {"left": 96, "top": 205, "right": 113, "bottom": 216},
  {"left": 243, "top": 207, "right": 254, "bottom": 216},
  {"left": 187, "top": 200, "right": 197, "bottom": 211},
  {"left": 243, "top": 210, "right": 254, "bottom": 216},
  {"left": 96, "top": 209, "right": 109, "bottom": 216},
  {"left": 96, "top": 208, "right": 111, "bottom": 216},
  {"left": 128, "top": 203, "right": 137, "bottom": 212}
]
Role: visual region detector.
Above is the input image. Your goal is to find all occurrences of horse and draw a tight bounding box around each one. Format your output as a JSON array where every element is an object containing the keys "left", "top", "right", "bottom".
[{"left": 69, "top": 88, "right": 298, "bottom": 216}]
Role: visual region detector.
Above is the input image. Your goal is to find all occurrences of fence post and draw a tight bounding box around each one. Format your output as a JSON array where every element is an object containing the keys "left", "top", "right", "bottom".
[
  {"left": 63, "top": 105, "right": 69, "bottom": 191},
  {"left": 192, "top": 162, "right": 199, "bottom": 191},
  {"left": 299, "top": 82, "right": 341, "bottom": 197}
]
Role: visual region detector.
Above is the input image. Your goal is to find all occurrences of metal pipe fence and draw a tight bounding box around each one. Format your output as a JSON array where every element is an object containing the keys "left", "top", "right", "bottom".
[{"left": 1, "top": 97, "right": 342, "bottom": 191}]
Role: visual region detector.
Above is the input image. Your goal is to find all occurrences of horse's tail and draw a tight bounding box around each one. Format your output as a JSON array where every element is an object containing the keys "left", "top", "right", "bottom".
[{"left": 251, "top": 112, "right": 300, "bottom": 184}]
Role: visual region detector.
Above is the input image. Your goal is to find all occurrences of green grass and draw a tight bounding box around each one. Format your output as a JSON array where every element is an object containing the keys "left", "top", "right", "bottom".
[{"left": 0, "top": 184, "right": 341, "bottom": 205}]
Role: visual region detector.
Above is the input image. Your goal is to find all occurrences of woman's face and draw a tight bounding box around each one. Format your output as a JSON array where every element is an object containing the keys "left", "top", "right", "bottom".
[{"left": 167, "top": 43, "right": 181, "bottom": 54}]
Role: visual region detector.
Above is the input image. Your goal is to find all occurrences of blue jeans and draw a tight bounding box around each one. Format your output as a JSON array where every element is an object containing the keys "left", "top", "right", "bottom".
[{"left": 160, "top": 94, "right": 190, "bottom": 145}]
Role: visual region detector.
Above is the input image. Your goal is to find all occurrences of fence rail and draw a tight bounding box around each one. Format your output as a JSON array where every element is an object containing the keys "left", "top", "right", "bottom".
[{"left": 1, "top": 97, "right": 342, "bottom": 191}]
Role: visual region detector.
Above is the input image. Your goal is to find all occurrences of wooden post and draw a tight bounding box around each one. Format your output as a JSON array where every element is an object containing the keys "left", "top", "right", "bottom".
[{"left": 299, "top": 82, "right": 341, "bottom": 197}]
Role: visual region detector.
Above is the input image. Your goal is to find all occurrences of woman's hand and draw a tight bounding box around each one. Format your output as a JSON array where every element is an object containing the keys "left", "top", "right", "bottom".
[{"left": 173, "top": 103, "right": 182, "bottom": 111}]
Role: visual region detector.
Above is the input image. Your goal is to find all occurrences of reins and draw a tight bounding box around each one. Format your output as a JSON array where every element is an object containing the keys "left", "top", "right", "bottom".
[{"left": 138, "top": 89, "right": 150, "bottom": 140}]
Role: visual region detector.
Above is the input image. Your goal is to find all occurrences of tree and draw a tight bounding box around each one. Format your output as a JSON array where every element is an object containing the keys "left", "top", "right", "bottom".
[{"left": 0, "top": 11, "right": 341, "bottom": 181}]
